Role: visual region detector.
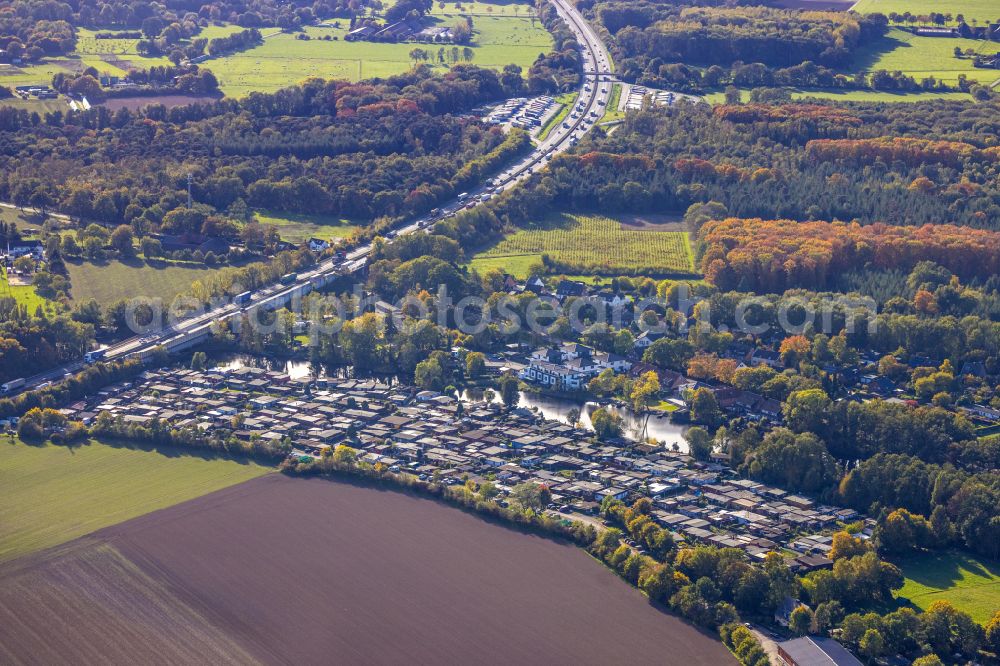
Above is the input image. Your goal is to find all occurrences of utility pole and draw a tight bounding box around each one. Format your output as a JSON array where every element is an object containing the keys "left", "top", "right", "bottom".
[{"left": 187, "top": 173, "right": 193, "bottom": 209}]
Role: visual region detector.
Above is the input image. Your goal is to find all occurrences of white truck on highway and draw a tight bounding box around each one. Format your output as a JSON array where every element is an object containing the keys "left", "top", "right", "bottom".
[
  {"left": 84, "top": 347, "right": 108, "bottom": 363},
  {"left": 1, "top": 378, "right": 25, "bottom": 394}
]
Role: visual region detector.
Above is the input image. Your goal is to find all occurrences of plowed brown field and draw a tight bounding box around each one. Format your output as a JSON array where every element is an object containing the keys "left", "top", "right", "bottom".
[{"left": 0, "top": 475, "right": 734, "bottom": 665}]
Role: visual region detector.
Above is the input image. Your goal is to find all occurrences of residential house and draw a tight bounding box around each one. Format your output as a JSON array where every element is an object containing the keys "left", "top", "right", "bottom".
[
  {"left": 749, "top": 348, "right": 783, "bottom": 369},
  {"left": 6, "top": 238, "right": 43, "bottom": 258}
]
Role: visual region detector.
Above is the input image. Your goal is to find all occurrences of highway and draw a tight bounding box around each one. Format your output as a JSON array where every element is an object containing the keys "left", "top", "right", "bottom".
[{"left": 6, "top": 0, "right": 616, "bottom": 395}]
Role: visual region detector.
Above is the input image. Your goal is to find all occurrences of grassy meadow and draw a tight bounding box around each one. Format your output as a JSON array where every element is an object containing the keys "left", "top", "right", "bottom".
[
  {"left": 895, "top": 549, "right": 1000, "bottom": 623},
  {"left": 0, "top": 438, "right": 271, "bottom": 562},
  {"left": 0, "top": 265, "right": 55, "bottom": 313},
  {"left": 0, "top": 4, "right": 548, "bottom": 99},
  {"left": 254, "top": 211, "right": 359, "bottom": 244},
  {"left": 65, "top": 259, "right": 216, "bottom": 306},
  {"left": 208, "top": 10, "right": 551, "bottom": 97},
  {"left": 852, "top": 28, "right": 1000, "bottom": 86},
  {"left": 469, "top": 213, "right": 696, "bottom": 278}
]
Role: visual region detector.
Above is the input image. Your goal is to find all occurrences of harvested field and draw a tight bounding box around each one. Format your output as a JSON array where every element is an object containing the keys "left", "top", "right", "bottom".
[
  {"left": 0, "top": 541, "right": 258, "bottom": 665},
  {"left": 0, "top": 474, "right": 734, "bottom": 665}
]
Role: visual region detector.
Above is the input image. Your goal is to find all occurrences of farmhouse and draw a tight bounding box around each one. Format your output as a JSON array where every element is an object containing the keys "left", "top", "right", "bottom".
[
  {"left": 308, "top": 237, "right": 331, "bottom": 252},
  {"left": 5, "top": 238, "right": 43, "bottom": 259}
]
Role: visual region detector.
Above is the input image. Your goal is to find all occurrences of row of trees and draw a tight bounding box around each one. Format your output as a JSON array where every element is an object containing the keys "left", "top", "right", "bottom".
[
  {"left": 0, "top": 0, "right": 355, "bottom": 61},
  {"left": 205, "top": 27, "right": 262, "bottom": 56}
]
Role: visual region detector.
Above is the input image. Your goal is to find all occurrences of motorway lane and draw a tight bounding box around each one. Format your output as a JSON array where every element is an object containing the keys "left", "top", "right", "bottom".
[{"left": 7, "top": 0, "right": 615, "bottom": 395}]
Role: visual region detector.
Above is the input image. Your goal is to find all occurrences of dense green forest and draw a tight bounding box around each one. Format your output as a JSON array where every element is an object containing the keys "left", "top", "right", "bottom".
[
  {"left": 580, "top": 1, "right": 902, "bottom": 92},
  {"left": 493, "top": 100, "right": 1000, "bottom": 230},
  {"left": 0, "top": 66, "right": 526, "bottom": 224}
]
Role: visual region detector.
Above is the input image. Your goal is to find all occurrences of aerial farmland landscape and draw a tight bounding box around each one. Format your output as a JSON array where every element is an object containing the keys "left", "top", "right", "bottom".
[
  {"left": 0, "top": 474, "right": 735, "bottom": 664},
  {"left": 1, "top": 0, "right": 1000, "bottom": 663}
]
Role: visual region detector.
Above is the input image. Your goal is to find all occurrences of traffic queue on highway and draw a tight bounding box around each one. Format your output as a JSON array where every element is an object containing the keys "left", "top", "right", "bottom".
[{"left": 4, "top": 0, "right": 615, "bottom": 399}]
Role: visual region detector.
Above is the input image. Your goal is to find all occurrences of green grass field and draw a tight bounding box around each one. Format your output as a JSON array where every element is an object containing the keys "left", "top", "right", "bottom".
[
  {"left": 0, "top": 61, "right": 73, "bottom": 90},
  {"left": 703, "top": 87, "right": 974, "bottom": 104},
  {"left": 852, "top": 28, "right": 1000, "bottom": 86},
  {"left": 2, "top": 4, "right": 548, "bottom": 97},
  {"left": 0, "top": 96, "right": 68, "bottom": 115},
  {"left": 431, "top": 0, "right": 538, "bottom": 17},
  {"left": 0, "top": 265, "right": 55, "bottom": 313},
  {"left": 254, "top": 211, "right": 359, "bottom": 244},
  {"left": 208, "top": 7, "right": 551, "bottom": 96},
  {"left": 895, "top": 549, "right": 1000, "bottom": 623},
  {"left": 850, "top": 0, "right": 1000, "bottom": 25},
  {"left": 600, "top": 83, "right": 624, "bottom": 122},
  {"left": 65, "top": 259, "right": 216, "bottom": 306},
  {"left": 0, "top": 438, "right": 271, "bottom": 562},
  {"left": 0, "top": 209, "right": 56, "bottom": 312},
  {"left": 469, "top": 213, "right": 696, "bottom": 277}
]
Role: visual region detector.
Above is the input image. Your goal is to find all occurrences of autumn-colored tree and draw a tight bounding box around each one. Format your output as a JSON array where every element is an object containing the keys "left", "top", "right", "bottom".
[
  {"left": 779, "top": 335, "right": 811, "bottom": 367},
  {"left": 829, "top": 531, "right": 869, "bottom": 560},
  {"left": 699, "top": 218, "right": 1000, "bottom": 291},
  {"left": 914, "top": 289, "right": 938, "bottom": 314}
]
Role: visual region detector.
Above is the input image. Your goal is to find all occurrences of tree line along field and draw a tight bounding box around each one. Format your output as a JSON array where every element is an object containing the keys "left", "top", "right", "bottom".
[
  {"left": 850, "top": 28, "right": 1000, "bottom": 87},
  {"left": 850, "top": 0, "right": 1000, "bottom": 25},
  {"left": 894, "top": 549, "right": 1000, "bottom": 623},
  {"left": 0, "top": 438, "right": 271, "bottom": 563},
  {"left": 703, "top": 87, "right": 975, "bottom": 104},
  {"left": 469, "top": 213, "right": 697, "bottom": 278}
]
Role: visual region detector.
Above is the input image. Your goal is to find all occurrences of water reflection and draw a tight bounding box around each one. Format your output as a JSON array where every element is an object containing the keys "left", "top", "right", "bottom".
[
  {"left": 460, "top": 389, "right": 689, "bottom": 452},
  {"left": 215, "top": 355, "right": 688, "bottom": 452},
  {"left": 214, "top": 355, "right": 316, "bottom": 380}
]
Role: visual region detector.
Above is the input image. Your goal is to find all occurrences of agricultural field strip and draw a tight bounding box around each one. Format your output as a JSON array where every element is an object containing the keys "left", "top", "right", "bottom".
[{"left": 477, "top": 214, "right": 695, "bottom": 273}]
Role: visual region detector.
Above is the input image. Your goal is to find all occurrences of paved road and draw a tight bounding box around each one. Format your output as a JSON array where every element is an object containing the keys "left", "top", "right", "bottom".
[{"left": 3, "top": 0, "right": 616, "bottom": 395}]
